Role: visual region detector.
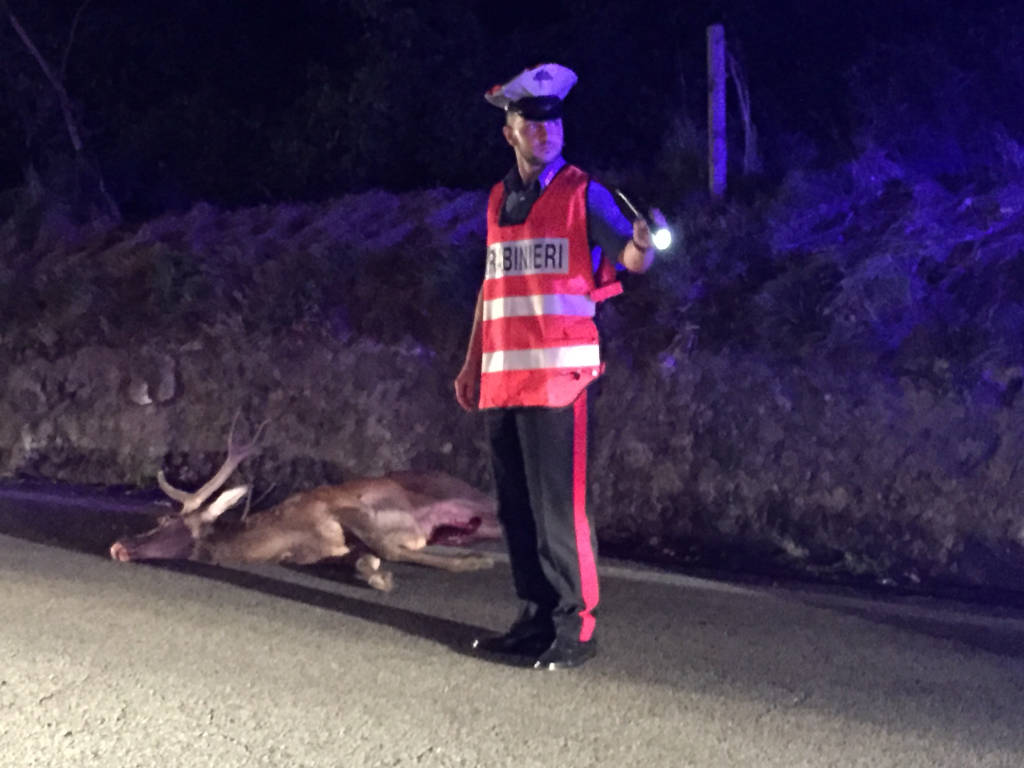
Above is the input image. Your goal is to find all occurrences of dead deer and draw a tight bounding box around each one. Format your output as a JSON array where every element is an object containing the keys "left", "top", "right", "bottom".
[{"left": 109, "top": 423, "right": 500, "bottom": 591}]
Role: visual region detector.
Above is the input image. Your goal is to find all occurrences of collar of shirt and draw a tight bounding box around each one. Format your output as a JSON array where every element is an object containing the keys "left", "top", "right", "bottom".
[
  {"left": 500, "top": 157, "right": 567, "bottom": 226},
  {"left": 503, "top": 156, "right": 566, "bottom": 194}
]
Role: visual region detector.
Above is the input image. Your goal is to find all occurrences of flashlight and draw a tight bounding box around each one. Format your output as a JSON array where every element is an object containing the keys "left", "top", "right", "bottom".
[
  {"left": 652, "top": 227, "right": 673, "bottom": 251},
  {"left": 613, "top": 189, "right": 673, "bottom": 251}
]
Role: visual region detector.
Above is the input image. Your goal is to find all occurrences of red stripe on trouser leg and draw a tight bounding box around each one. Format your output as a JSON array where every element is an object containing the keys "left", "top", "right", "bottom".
[{"left": 573, "top": 391, "right": 599, "bottom": 642}]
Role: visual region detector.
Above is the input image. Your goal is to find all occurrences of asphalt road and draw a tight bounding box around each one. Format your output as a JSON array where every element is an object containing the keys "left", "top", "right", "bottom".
[{"left": 1, "top": 486, "right": 1023, "bottom": 768}]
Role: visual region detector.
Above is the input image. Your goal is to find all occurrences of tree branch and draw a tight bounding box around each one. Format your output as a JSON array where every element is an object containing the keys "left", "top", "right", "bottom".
[
  {"left": 61, "top": 0, "right": 94, "bottom": 80},
  {"left": 4, "top": 2, "right": 121, "bottom": 221},
  {"left": 5, "top": 6, "right": 83, "bottom": 152},
  {"left": 727, "top": 51, "right": 761, "bottom": 175}
]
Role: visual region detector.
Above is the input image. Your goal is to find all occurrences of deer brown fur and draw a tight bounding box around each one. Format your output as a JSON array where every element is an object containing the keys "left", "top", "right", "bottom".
[{"left": 109, "top": 424, "right": 499, "bottom": 591}]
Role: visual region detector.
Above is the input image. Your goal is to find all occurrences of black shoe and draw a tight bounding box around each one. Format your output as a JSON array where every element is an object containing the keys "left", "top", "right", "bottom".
[
  {"left": 472, "top": 628, "right": 554, "bottom": 657},
  {"left": 533, "top": 637, "right": 597, "bottom": 670}
]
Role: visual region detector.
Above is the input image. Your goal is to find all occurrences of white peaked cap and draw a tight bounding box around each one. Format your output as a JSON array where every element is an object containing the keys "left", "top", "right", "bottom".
[{"left": 484, "top": 63, "right": 578, "bottom": 110}]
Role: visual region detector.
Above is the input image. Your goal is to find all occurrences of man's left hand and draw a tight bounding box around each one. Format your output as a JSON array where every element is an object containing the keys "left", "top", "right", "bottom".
[
  {"left": 621, "top": 208, "right": 663, "bottom": 273},
  {"left": 631, "top": 208, "right": 667, "bottom": 251}
]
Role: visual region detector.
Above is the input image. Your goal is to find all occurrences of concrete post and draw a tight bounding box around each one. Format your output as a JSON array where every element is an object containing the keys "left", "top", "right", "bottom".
[{"left": 707, "top": 24, "right": 727, "bottom": 200}]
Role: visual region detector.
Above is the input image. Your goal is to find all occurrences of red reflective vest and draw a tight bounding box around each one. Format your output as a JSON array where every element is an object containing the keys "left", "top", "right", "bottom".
[{"left": 480, "top": 164, "right": 617, "bottom": 409}]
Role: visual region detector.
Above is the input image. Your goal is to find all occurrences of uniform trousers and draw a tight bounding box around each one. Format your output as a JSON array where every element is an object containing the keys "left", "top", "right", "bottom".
[{"left": 484, "top": 387, "right": 599, "bottom": 643}]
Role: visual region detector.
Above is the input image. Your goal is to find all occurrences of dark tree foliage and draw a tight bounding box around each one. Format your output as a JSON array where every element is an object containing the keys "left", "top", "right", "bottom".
[{"left": 1, "top": 0, "right": 1022, "bottom": 217}]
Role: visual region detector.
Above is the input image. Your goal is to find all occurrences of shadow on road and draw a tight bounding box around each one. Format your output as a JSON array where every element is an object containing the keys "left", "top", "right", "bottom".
[
  {"left": 158, "top": 559, "right": 492, "bottom": 655},
  {"left": 790, "top": 595, "right": 1024, "bottom": 659}
]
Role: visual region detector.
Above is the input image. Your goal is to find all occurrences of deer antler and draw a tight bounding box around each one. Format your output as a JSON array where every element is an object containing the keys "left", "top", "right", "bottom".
[{"left": 157, "top": 413, "right": 269, "bottom": 515}]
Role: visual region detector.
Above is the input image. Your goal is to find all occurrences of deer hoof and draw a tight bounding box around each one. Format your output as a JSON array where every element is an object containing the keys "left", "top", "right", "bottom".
[
  {"left": 359, "top": 555, "right": 382, "bottom": 572},
  {"left": 367, "top": 571, "right": 395, "bottom": 592},
  {"left": 461, "top": 554, "right": 495, "bottom": 571}
]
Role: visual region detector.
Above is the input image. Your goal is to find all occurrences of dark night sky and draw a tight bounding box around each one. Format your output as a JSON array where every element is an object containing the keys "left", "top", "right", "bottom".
[{"left": 2, "top": 0, "right": 1021, "bottom": 212}]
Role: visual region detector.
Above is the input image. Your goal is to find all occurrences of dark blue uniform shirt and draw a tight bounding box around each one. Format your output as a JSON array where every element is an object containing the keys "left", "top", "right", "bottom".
[{"left": 499, "top": 157, "right": 633, "bottom": 272}]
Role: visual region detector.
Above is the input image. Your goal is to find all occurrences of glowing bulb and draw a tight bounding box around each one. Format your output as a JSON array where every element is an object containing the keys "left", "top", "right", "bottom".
[{"left": 652, "top": 227, "right": 672, "bottom": 251}]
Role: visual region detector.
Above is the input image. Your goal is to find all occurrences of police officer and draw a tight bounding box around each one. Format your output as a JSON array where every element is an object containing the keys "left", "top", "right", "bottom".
[{"left": 455, "top": 63, "right": 657, "bottom": 670}]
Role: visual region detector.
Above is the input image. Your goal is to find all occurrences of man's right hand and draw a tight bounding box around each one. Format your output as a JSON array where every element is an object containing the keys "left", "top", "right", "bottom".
[{"left": 454, "top": 360, "right": 480, "bottom": 412}]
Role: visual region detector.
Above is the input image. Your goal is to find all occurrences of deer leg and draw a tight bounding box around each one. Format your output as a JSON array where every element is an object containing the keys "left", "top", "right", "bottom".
[
  {"left": 314, "top": 517, "right": 351, "bottom": 559},
  {"left": 194, "top": 515, "right": 350, "bottom": 566},
  {"left": 370, "top": 537, "right": 494, "bottom": 572},
  {"left": 266, "top": 518, "right": 351, "bottom": 565},
  {"left": 354, "top": 553, "right": 395, "bottom": 592}
]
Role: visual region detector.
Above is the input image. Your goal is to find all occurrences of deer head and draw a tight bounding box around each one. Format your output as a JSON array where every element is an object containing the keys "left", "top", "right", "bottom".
[{"left": 109, "top": 417, "right": 266, "bottom": 562}]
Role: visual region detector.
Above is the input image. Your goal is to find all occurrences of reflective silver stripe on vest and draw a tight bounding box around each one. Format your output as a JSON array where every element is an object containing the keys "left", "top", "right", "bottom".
[
  {"left": 481, "top": 344, "right": 601, "bottom": 373},
  {"left": 483, "top": 294, "right": 596, "bottom": 321}
]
